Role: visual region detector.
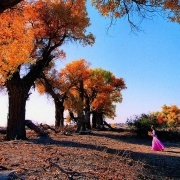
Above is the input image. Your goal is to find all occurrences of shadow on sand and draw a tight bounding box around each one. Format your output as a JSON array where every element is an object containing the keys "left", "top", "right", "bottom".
[{"left": 28, "top": 133, "right": 180, "bottom": 180}]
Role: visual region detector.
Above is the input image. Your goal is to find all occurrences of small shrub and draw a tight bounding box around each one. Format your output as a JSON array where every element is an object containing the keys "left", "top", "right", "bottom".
[
  {"left": 126, "top": 113, "right": 160, "bottom": 137},
  {"left": 126, "top": 113, "right": 180, "bottom": 141}
]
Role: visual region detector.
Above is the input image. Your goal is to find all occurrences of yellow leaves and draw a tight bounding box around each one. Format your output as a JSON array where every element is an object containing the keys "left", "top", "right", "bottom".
[
  {"left": 32, "top": 0, "right": 93, "bottom": 45},
  {"left": 92, "top": 0, "right": 180, "bottom": 27},
  {"left": 92, "top": 0, "right": 123, "bottom": 18},
  {"left": 0, "top": 3, "right": 34, "bottom": 81},
  {"left": 156, "top": 104, "right": 180, "bottom": 127},
  {"left": 60, "top": 59, "right": 91, "bottom": 82},
  {"left": 36, "top": 82, "right": 47, "bottom": 94},
  {"left": 0, "top": 0, "right": 94, "bottom": 84},
  {"left": 88, "top": 68, "right": 125, "bottom": 118}
]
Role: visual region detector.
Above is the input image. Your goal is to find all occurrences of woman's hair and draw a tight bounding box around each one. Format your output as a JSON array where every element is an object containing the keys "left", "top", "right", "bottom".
[{"left": 151, "top": 125, "right": 155, "bottom": 130}]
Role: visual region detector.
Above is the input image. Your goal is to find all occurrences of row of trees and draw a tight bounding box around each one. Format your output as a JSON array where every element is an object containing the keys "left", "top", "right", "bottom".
[
  {"left": 0, "top": 0, "right": 180, "bottom": 141},
  {"left": 0, "top": 0, "right": 126, "bottom": 140},
  {"left": 36, "top": 59, "right": 126, "bottom": 132}
]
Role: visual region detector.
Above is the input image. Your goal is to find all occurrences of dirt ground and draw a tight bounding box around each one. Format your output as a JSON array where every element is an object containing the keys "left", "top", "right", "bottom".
[{"left": 0, "top": 129, "right": 179, "bottom": 180}]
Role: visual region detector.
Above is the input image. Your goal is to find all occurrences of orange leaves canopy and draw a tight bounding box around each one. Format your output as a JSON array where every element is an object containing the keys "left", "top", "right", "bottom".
[
  {"left": 30, "top": 0, "right": 94, "bottom": 45},
  {"left": 59, "top": 60, "right": 126, "bottom": 119},
  {"left": 90, "top": 68, "right": 126, "bottom": 118},
  {"left": 92, "top": 0, "right": 180, "bottom": 29},
  {"left": 0, "top": 3, "right": 34, "bottom": 82},
  {"left": 59, "top": 59, "right": 91, "bottom": 114},
  {"left": 0, "top": 0, "right": 94, "bottom": 85}
]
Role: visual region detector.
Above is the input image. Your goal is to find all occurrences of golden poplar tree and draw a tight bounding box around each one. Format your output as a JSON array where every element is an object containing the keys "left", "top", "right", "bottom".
[{"left": 0, "top": 0, "right": 94, "bottom": 140}]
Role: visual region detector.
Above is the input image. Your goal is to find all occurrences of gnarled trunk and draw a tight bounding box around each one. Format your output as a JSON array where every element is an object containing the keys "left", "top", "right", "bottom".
[
  {"left": 6, "top": 84, "right": 30, "bottom": 140},
  {"left": 6, "top": 72, "right": 31, "bottom": 140}
]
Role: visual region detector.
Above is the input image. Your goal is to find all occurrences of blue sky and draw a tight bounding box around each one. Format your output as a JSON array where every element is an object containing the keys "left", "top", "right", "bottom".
[{"left": 0, "top": 3, "right": 180, "bottom": 126}]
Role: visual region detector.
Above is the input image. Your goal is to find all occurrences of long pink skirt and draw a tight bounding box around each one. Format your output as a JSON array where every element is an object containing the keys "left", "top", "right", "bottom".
[{"left": 152, "top": 136, "right": 165, "bottom": 151}]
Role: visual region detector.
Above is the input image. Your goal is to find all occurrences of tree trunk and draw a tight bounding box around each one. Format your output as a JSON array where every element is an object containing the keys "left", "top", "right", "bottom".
[
  {"left": 39, "top": 74, "right": 65, "bottom": 129},
  {"left": 84, "top": 96, "right": 91, "bottom": 129},
  {"left": 25, "top": 120, "right": 48, "bottom": 136},
  {"left": 92, "top": 111, "right": 97, "bottom": 129},
  {"left": 97, "top": 112, "right": 104, "bottom": 129},
  {"left": 6, "top": 86, "right": 29, "bottom": 140},
  {"left": 92, "top": 111, "right": 104, "bottom": 129},
  {"left": 76, "top": 113, "right": 86, "bottom": 132},
  {"left": 76, "top": 80, "right": 86, "bottom": 132},
  {"left": 6, "top": 73, "right": 31, "bottom": 141},
  {"left": 55, "top": 100, "right": 64, "bottom": 128},
  {"left": 84, "top": 110, "right": 91, "bottom": 129},
  {"left": 0, "top": 128, "right": 6, "bottom": 134}
]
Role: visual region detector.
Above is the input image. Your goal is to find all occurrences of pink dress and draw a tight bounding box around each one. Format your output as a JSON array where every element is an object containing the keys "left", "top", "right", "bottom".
[{"left": 152, "top": 130, "right": 165, "bottom": 151}]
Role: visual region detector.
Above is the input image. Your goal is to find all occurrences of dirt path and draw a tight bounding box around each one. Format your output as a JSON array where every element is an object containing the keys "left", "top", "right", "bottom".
[{"left": 0, "top": 130, "right": 179, "bottom": 179}]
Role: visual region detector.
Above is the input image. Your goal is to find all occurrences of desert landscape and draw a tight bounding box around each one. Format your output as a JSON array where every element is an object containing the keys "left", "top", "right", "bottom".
[{"left": 0, "top": 127, "right": 179, "bottom": 180}]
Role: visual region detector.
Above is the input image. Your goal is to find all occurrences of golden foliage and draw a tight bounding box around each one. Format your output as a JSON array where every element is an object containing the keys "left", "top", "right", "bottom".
[
  {"left": 156, "top": 104, "right": 180, "bottom": 127},
  {"left": 36, "top": 58, "right": 126, "bottom": 120},
  {"left": 0, "top": 0, "right": 94, "bottom": 85},
  {"left": 91, "top": 0, "right": 121, "bottom": 17},
  {"left": 36, "top": 79, "right": 47, "bottom": 94},
  {"left": 90, "top": 68, "right": 126, "bottom": 116},
  {"left": 0, "top": 2, "right": 34, "bottom": 82},
  {"left": 91, "top": 0, "right": 180, "bottom": 28}
]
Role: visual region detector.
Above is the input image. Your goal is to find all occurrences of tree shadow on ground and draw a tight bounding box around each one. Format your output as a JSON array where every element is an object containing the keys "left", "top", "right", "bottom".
[
  {"left": 91, "top": 130, "right": 151, "bottom": 145},
  {"left": 29, "top": 135, "right": 180, "bottom": 179},
  {"left": 90, "top": 130, "right": 180, "bottom": 148}
]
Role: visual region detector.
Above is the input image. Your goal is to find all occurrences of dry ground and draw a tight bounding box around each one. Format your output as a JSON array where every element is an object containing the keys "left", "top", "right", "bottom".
[{"left": 0, "top": 128, "right": 179, "bottom": 180}]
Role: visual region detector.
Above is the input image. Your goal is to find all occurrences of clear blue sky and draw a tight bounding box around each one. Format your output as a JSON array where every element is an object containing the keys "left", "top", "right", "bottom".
[{"left": 0, "top": 2, "right": 180, "bottom": 126}]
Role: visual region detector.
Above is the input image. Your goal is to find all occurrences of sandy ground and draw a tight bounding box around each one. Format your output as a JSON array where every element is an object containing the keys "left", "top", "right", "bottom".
[{"left": 0, "top": 129, "right": 179, "bottom": 179}]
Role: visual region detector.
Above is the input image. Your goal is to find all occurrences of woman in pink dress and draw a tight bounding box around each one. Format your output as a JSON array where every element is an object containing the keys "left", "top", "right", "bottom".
[{"left": 150, "top": 125, "right": 165, "bottom": 151}]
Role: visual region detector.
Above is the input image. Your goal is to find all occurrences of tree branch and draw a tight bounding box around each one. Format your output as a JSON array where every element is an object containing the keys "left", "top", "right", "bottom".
[{"left": 0, "top": 0, "right": 22, "bottom": 13}]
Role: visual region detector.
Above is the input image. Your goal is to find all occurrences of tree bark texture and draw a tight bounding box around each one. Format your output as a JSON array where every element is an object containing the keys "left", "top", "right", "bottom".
[
  {"left": 84, "top": 109, "right": 91, "bottom": 129},
  {"left": 76, "top": 80, "right": 86, "bottom": 132},
  {"left": 84, "top": 96, "right": 91, "bottom": 129},
  {"left": 55, "top": 100, "right": 64, "bottom": 128},
  {"left": 6, "top": 73, "right": 31, "bottom": 140},
  {"left": 92, "top": 111, "right": 104, "bottom": 129},
  {"left": 6, "top": 86, "right": 29, "bottom": 140},
  {"left": 76, "top": 113, "right": 86, "bottom": 132}
]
